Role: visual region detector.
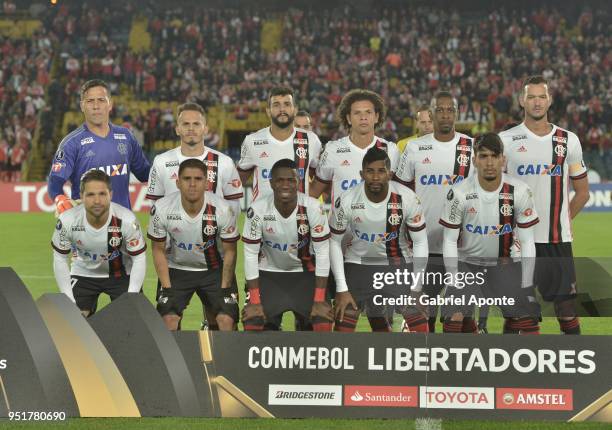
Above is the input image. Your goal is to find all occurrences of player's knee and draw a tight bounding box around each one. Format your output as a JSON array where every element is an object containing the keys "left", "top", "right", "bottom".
[
  {"left": 368, "top": 316, "right": 392, "bottom": 332},
  {"left": 554, "top": 299, "right": 577, "bottom": 319},
  {"left": 215, "top": 313, "right": 235, "bottom": 331},
  {"left": 163, "top": 314, "right": 181, "bottom": 331}
]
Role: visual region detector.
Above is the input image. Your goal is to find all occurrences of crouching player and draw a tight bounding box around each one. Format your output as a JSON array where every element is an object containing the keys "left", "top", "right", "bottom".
[
  {"left": 52, "top": 169, "right": 146, "bottom": 316},
  {"left": 330, "top": 147, "right": 429, "bottom": 332},
  {"left": 241, "top": 159, "right": 332, "bottom": 331},
  {"left": 147, "top": 159, "right": 239, "bottom": 331},
  {"left": 440, "top": 133, "right": 540, "bottom": 334}
]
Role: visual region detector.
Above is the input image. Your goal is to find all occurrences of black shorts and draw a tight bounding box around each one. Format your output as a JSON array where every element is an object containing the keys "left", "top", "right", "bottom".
[
  {"left": 156, "top": 268, "right": 238, "bottom": 321},
  {"left": 443, "top": 262, "right": 539, "bottom": 318},
  {"left": 259, "top": 271, "right": 317, "bottom": 321},
  {"left": 71, "top": 275, "right": 130, "bottom": 314},
  {"left": 345, "top": 263, "right": 411, "bottom": 318},
  {"left": 535, "top": 243, "right": 577, "bottom": 302}
]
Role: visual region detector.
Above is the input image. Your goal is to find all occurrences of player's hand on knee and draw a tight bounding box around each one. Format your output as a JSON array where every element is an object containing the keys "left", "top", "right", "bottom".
[
  {"left": 157, "top": 287, "right": 179, "bottom": 315},
  {"left": 310, "top": 301, "right": 333, "bottom": 322},
  {"left": 334, "top": 291, "right": 357, "bottom": 322},
  {"left": 242, "top": 304, "right": 265, "bottom": 331}
]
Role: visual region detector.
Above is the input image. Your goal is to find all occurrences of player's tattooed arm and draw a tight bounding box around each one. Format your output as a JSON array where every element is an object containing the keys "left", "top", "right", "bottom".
[
  {"left": 569, "top": 176, "right": 589, "bottom": 219},
  {"left": 151, "top": 240, "right": 171, "bottom": 289},
  {"left": 220, "top": 241, "right": 237, "bottom": 290}
]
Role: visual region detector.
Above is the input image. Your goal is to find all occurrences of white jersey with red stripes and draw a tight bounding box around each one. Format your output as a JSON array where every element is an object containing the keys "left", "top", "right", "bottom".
[
  {"left": 329, "top": 182, "right": 426, "bottom": 264},
  {"left": 439, "top": 174, "right": 539, "bottom": 264},
  {"left": 51, "top": 203, "right": 146, "bottom": 278},
  {"left": 242, "top": 193, "right": 330, "bottom": 273},
  {"left": 237, "top": 127, "right": 322, "bottom": 201},
  {"left": 500, "top": 123, "right": 587, "bottom": 243},
  {"left": 146, "top": 146, "right": 243, "bottom": 202},
  {"left": 315, "top": 135, "right": 400, "bottom": 203},
  {"left": 147, "top": 191, "right": 239, "bottom": 271},
  {"left": 394, "top": 132, "right": 475, "bottom": 254}
]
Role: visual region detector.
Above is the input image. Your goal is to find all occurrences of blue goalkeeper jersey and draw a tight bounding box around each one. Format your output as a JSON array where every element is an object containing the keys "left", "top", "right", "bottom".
[{"left": 48, "top": 123, "right": 150, "bottom": 209}]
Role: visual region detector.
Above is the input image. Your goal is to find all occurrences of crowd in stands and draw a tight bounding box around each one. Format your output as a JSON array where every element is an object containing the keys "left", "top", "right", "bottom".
[
  {"left": 0, "top": 26, "right": 54, "bottom": 181},
  {"left": 1, "top": 1, "right": 610, "bottom": 181}
]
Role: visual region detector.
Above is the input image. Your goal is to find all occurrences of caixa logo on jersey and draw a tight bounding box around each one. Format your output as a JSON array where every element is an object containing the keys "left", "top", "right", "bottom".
[
  {"left": 262, "top": 168, "right": 306, "bottom": 179},
  {"left": 263, "top": 238, "right": 309, "bottom": 251},
  {"left": 419, "top": 174, "right": 466, "bottom": 186},
  {"left": 354, "top": 229, "right": 399, "bottom": 243},
  {"left": 516, "top": 164, "right": 562, "bottom": 176},
  {"left": 79, "top": 249, "right": 122, "bottom": 261},
  {"left": 97, "top": 164, "right": 128, "bottom": 176},
  {"left": 175, "top": 240, "right": 216, "bottom": 252},
  {"left": 341, "top": 178, "right": 363, "bottom": 190},
  {"left": 466, "top": 223, "right": 513, "bottom": 235}
]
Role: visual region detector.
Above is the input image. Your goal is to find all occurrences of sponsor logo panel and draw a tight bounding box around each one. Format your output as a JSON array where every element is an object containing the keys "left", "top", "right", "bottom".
[
  {"left": 268, "top": 385, "right": 342, "bottom": 406},
  {"left": 420, "top": 386, "right": 494, "bottom": 409},
  {"left": 496, "top": 388, "right": 573, "bottom": 411},
  {"left": 344, "top": 386, "right": 418, "bottom": 407}
]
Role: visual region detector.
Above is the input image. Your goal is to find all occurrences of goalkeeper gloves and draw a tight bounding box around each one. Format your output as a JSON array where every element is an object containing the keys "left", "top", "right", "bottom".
[{"left": 54, "top": 195, "right": 80, "bottom": 217}]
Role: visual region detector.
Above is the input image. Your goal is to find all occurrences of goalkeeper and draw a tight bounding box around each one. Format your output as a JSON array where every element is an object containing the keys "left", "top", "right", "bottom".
[{"left": 48, "top": 79, "right": 150, "bottom": 214}]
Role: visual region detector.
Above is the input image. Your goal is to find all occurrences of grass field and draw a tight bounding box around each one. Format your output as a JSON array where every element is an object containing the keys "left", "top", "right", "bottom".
[{"left": 1, "top": 211, "right": 611, "bottom": 429}]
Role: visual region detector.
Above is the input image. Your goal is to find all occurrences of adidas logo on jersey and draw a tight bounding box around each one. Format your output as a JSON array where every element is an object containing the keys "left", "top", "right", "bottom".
[
  {"left": 266, "top": 227, "right": 275, "bottom": 234},
  {"left": 341, "top": 160, "right": 351, "bottom": 166},
  {"left": 517, "top": 145, "right": 527, "bottom": 152},
  {"left": 467, "top": 207, "right": 477, "bottom": 214},
  {"left": 170, "top": 172, "right": 178, "bottom": 179},
  {"left": 259, "top": 152, "right": 269, "bottom": 158},
  {"left": 422, "top": 157, "right": 431, "bottom": 164},
  {"left": 354, "top": 216, "right": 363, "bottom": 223}
]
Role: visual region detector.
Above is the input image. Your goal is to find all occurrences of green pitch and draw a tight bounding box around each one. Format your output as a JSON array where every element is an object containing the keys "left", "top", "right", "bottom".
[
  {"left": 1, "top": 211, "right": 611, "bottom": 428},
  {"left": 2, "top": 211, "right": 611, "bottom": 333}
]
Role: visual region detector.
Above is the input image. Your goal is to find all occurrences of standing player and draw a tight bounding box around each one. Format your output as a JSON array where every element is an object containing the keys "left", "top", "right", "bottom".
[
  {"left": 147, "top": 159, "right": 239, "bottom": 331},
  {"left": 309, "top": 89, "right": 400, "bottom": 203},
  {"left": 439, "top": 133, "right": 540, "bottom": 334},
  {"left": 396, "top": 107, "right": 434, "bottom": 154},
  {"left": 394, "top": 91, "right": 476, "bottom": 333},
  {"left": 294, "top": 110, "right": 313, "bottom": 131},
  {"left": 237, "top": 86, "right": 322, "bottom": 202},
  {"left": 500, "top": 75, "right": 589, "bottom": 335},
  {"left": 52, "top": 170, "right": 146, "bottom": 317},
  {"left": 241, "top": 159, "right": 332, "bottom": 331},
  {"left": 146, "top": 102, "right": 243, "bottom": 330},
  {"left": 146, "top": 102, "right": 243, "bottom": 205},
  {"left": 48, "top": 79, "right": 150, "bottom": 213},
  {"left": 330, "top": 147, "right": 429, "bottom": 333}
]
